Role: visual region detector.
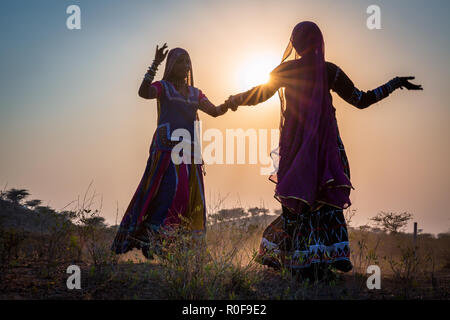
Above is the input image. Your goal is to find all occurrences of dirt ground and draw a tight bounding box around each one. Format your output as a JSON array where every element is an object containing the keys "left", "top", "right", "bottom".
[{"left": 1, "top": 260, "right": 449, "bottom": 300}]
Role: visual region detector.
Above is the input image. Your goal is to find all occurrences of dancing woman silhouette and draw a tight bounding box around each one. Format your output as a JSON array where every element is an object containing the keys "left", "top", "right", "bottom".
[
  {"left": 225, "top": 21, "right": 422, "bottom": 280},
  {"left": 112, "top": 44, "right": 230, "bottom": 258}
]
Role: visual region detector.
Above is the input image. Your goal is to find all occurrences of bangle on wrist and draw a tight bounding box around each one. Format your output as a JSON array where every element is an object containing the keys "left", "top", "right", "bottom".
[
  {"left": 143, "top": 59, "right": 160, "bottom": 83},
  {"left": 150, "top": 60, "right": 159, "bottom": 69},
  {"left": 389, "top": 77, "right": 402, "bottom": 90},
  {"left": 147, "top": 66, "right": 157, "bottom": 74},
  {"left": 146, "top": 60, "right": 159, "bottom": 73},
  {"left": 144, "top": 73, "right": 155, "bottom": 82}
]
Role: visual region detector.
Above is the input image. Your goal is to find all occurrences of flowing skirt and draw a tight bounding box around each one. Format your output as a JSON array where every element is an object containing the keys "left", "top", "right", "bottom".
[
  {"left": 256, "top": 204, "right": 352, "bottom": 273},
  {"left": 111, "top": 131, "right": 206, "bottom": 255},
  {"left": 257, "top": 126, "right": 353, "bottom": 274}
]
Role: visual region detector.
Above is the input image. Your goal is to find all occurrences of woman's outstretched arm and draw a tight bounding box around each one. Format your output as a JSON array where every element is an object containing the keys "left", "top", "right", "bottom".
[
  {"left": 233, "top": 83, "right": 280, "bottom": 106},
  {"left": 328, "top": 62, "right": 423, "bottom": 109},
  {"left": 138, "top": 43, "right": 168, "bottom": 99},
  {"left": 223, "top": 81, "right": 280, "bottom": 111},
  {"left": 224, "top": 62, "right": 288, "bottom": 109},
  {"left": 198, "top": 97, "right": 229, "bottom": 117}
]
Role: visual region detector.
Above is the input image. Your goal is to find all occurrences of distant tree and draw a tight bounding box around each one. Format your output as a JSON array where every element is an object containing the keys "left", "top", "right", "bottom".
[
  {"left": 207, "top": 213, "right": 220, "bottom": 223},
  {"left": 61, "top": 210, "right": 78, "bottom": 222},
  {"left": 35, "top": 205, "right": 57, "bottom": 215},
  {"left": 83, "top": 216, "right": 107, "bottom": 228},
  {"left": 5, "top": 188, "right": 30, "bottom": 205},
  {"left": 248, "top": 207, "right": 269, "bottom": 216},
  {"left": 418, "top": 233, "right": 434, "bottom": 239},
  {"left": 370, "top": 227, "right": 384, "bottom": 233},
  {"left": 25, "top": 199, "right": 42, "bottom": 209},
  {"left": 370, "top": 211, "right": 413, "bottom": 234},
  {"left": 218, "top": 208, "right": 246, "bottom": 220},
  {"left": 359, "top": 224, "right": 371, "bottom": 232},
  {"left": 437, "top": 232, "right": 450, "bottom": 239}
]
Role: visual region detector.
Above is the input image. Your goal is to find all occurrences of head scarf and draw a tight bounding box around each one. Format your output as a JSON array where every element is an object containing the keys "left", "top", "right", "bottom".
[
  {"left": 271, "top": 21, "right": 353, "bottom": 213},
  {"left": 162, "top": 47, "right": 194, "bottom": 86}
]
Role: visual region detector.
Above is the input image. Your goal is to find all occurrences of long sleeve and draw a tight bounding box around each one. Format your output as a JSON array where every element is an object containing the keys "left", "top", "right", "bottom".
[
  {"left": 328, "top": 62, "right": 401, "bottom": 109},
  {"left": 238, "top": 83, "right": 279, "bottom": 106},
  {"left": 237, "top": 62, "right": 290, "bottom": 106},
  {"left": 198, "top": 91, "right": 228, "bottom": 117},
  {"left": 138, "top": 80, "right": 162, "bottom": 99}
]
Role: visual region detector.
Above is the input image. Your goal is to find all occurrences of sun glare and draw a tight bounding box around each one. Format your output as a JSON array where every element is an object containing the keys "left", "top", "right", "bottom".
[{"left": 237, "top": 54, "right": 280, "bottom": 91}]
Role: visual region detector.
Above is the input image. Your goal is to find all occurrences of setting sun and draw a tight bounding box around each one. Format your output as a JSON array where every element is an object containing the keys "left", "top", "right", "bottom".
[
  {"left": 237, "top": 54, "right": 280, "bottom": 91},
  {"left": 1, "top": 0, "right": 449, "bottom": 303}
]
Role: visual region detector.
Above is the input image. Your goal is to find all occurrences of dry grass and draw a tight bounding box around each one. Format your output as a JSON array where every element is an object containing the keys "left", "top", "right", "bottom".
[{"left": 1, "top": 187, "right": 449, "bottom": 299}]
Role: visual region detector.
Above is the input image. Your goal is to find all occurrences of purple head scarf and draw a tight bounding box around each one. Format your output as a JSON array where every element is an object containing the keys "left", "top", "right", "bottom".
[{"left": 271, "top": 21, "right": 353, "bottom": 213}]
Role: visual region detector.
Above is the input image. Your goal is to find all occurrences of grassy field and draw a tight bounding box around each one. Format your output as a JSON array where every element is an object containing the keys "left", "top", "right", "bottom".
[{"left": 1, "top": 188, "right": 449, "bottom": 300}]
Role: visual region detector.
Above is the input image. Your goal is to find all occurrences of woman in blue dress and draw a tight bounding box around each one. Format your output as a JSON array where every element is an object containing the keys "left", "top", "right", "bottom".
[{"left": 112, "top": 44, "right": 229, "bottom": 258}]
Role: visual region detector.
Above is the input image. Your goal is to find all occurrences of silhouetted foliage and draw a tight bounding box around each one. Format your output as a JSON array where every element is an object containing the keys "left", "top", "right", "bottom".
[
  {"left": 437, "top": 232, "right": 450, "bottom": 240},
  {"left": 60, "top": 210, "right": 77, "bottom": 222},
  {"left": 274, "top": 209, "right": 282, "bottom": 216},
  {"left": 1, "top": 185, "right": 449, "bottom": 299},
  {"left": 25, "top": 199, "right": 42, "bottom": 209},
  {"left": 5, "top": 188, "right": 30, "bottom": 205},
  {"left": 359, "top": 224, "right": 371, "bottom": 232},
  {"left": 370, "top": 227, "right": 384, "bottom": 233},
  {"left": 248, "top": 207, "right": 269, "bottom": 216},
  {"left": 370, "top": 211, "right": 413, "bottom": 234},
  {"left": 218, "top": 208, "right": 246, "bottom": 220},
  {"left": 35, "top": 205, "right": 57, "bottom": 215},
  {"left": 83, "top": 216, "right": 107, "bottom": 228}
]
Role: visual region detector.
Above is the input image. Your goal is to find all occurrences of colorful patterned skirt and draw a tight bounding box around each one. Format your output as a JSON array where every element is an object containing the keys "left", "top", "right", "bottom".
[
  {"left": 111, "top": 127, "right": 206, "bottom": 255},
  {"left": 257, "top": 127, "right": 353, "bottom": 274},
  {"left": 256, "top": 204, "right": 352, "bottom": 273}
]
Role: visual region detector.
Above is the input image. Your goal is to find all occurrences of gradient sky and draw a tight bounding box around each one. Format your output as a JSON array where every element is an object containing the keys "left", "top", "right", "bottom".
[{"left": 1, "top": 0, "right": 449, "bottom": 234}]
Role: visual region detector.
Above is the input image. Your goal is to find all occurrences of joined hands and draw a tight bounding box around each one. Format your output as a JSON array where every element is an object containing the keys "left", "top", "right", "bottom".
[{"left": 221, "top": 94, "right": 243, "bottom": 112}]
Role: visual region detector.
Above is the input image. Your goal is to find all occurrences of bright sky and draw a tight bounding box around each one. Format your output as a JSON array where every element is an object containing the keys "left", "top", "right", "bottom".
[{"left": 1, "top": 0, "right": 449, "bottom": 234}]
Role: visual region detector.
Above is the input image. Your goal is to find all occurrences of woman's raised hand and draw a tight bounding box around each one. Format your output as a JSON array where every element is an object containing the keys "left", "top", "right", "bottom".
[
  {"left": 154, "top": 43, "right": 168, "bottom": 65},
  {"left": 397, "top": 76, "right": 423, "bottom": 90}
]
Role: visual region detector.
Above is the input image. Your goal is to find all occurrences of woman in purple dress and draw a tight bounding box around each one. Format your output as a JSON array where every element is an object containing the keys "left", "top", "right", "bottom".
[{"left": 225, "top": 21, "right": 422, "bottom": 280}]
